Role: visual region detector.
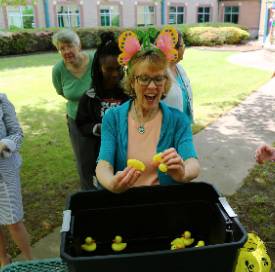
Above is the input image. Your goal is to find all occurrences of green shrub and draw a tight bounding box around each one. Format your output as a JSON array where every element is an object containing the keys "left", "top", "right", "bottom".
[
  {"left": 185, "top": 26, "right": 249, "bottom": 46},
  {"left": 182, "top": 22, "right": 249, "bottom": 31},
  {"left": 0, "top": 24, "right": 249, "bottom": 56},
  {"left": 0, "top": 30, "right": 54, "bottom": 55},
  {"left": 0, "top": 32, "right": 13, "bottom": 55},
  {"left": 219, "top": 27, "right": 249, "bottom": 44}
]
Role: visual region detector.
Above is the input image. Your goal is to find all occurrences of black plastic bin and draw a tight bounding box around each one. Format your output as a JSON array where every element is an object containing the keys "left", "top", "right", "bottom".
[{"left": 60, "top": 182, "right": 247, "bottom": 272}]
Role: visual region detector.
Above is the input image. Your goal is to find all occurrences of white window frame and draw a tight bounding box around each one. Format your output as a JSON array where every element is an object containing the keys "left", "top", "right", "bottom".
[
  {"left": 224, "top": 6, "right": 239, "bottom": 23},
  {"left": 168, "top": 5, "right": 185, "bottom": 24},
  {"left": 137, "top": 5, "right": 155, "bottom": 26},
  {"left": 56, "top": 5, "right": 80, "bottom": 28},
  {"left": 7, "top": 5, "right": 35, "bottom": 29},
  {"left": 99, "top": 5, "right": 120, "bottom": 27},
  {"left": 197, "top": 6, "right": 211, "bottom": 23}
]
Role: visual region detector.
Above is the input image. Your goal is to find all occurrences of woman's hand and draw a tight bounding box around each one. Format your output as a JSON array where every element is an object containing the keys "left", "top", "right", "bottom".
[
  {"left": 161, "top": 148, "right": 186, "bottom": 182},
  {"left": 255, "top": 144, "right": 275, "bottom": 164},
  {"left": 111, "top": 167, "right": 141, "bottom": 193},
  {"left": 0, "top": 142, "right": 8, "bottom": 157},
  {"left": 0, "top": 142, "right": 6, "bottom": 153}
]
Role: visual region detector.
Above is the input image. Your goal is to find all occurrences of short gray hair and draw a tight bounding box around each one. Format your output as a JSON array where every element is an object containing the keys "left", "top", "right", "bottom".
[{"left": 52, "top": 29, "right": 81, "bottom": 49}]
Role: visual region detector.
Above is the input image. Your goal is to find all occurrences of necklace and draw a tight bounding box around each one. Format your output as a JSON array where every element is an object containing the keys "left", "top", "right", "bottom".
[
  {"left": 133, "top": 102, "right": 145, "bottom": 134},
  {"left": 133, "top": 102, "right": 159, "bottom": 134}
]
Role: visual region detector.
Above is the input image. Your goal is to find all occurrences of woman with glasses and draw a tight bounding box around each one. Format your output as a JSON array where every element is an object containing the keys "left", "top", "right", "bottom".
[
  {"left": 96, "top": 42, "right": 200, "bottom": 193},
  {"left": 75, "top": 32, "right": 129, "bottom": 189},
  {"left": 52, "top": 29, "right": 95, "bottom": 190},
  {"left": 163, "top": 30, "right": 193, "bottom": 124}
]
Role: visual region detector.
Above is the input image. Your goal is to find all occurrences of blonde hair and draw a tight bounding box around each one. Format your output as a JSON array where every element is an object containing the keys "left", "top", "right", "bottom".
[{"left": 123, "top": 49, "right": 171, "bottom": 98}]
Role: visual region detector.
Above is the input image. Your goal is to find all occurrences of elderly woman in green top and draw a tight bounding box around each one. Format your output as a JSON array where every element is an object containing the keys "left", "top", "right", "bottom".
[{"left": 52, "top": 30, "right": 95, "bottom": 190}]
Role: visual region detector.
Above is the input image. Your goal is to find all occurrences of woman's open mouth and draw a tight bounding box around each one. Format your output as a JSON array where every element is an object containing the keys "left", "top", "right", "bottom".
[{"left": 144, "top": 94, "right": 157, "bottom": 103}]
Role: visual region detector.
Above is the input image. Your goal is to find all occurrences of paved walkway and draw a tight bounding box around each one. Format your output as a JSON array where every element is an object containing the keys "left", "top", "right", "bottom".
[
  {"left": 15, "top": 48, "right": 275, "bottom": 260},
  {"left": 194, "top": 77, "right": 275, "bottom": 195}
]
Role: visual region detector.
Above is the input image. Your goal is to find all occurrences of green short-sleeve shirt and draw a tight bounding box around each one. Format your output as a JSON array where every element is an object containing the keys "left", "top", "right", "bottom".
[{"left": 52, "top": 52, "right": 94, "bottom": 120}]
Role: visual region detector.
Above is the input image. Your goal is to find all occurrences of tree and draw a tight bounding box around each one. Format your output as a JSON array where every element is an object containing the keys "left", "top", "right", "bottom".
[{"left": 0, "top": 0, "right": 35, "bottom": 5}]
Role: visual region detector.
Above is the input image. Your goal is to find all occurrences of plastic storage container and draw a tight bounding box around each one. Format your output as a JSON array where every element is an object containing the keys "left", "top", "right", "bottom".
[{"left": 60, "top": 182, "right": 247, "bottom": 272}]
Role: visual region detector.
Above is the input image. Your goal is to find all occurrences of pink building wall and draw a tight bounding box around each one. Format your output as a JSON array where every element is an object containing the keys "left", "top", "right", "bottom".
[
  {"left": 0, "top": 0, "right": 262, "bottom": 39},
  {"left": 0, "top": 6, "right": 5, "bottom": 29},
  {"left": 219, "top": 0, "right": 261, "bottom": 37}
]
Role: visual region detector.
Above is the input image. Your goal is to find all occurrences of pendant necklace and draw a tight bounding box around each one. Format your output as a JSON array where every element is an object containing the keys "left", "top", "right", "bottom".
[{"left": 134, "top": 102, "right": 145, "bottom": 134}]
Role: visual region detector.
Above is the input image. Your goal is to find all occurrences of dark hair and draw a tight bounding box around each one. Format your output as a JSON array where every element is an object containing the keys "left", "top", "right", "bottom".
[
  {"left": 91, "top": 32, "right": 121, "bottom": 97},
  {"left": 175, "top": 30, "right": 183, "bottom": 49}
]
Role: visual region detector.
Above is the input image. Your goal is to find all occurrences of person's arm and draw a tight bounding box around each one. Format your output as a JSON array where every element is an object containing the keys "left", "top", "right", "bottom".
[
  {"left": 161, "top": 148, "right": 199, "bottom": 182},
  {"left": 0, "top": 94, "right": 23, "bottom": 157},
  {"left": 96, "top": 161, "right": 141, "bottom": 193},
  {"left": 95, "top": 109, "right": 140, "bottom": 192},
  {"left": 178, "top": 64, "right": 194, "bottom": 122},
  {"left": 255, "top": 144, "right": 275, "bottom": 164},
  {"left": 52, "top": 63, "right": 64, "bottom": 96},
  {"left": 171, "top": 113, "right": 200, "bottom": 182},
  {"left": 75, "top": 94, "right": 101, "bottom": 137}
]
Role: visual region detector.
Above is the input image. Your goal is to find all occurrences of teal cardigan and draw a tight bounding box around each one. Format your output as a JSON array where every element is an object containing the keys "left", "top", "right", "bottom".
[{"left": 98, "top": 100, "right": 197, "bottom": 185}]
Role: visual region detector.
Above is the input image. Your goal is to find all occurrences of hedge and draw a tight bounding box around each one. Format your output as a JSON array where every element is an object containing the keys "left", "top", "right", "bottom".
[
  {"left": 184, "top": 27, "right": 249, "bottom": 46},
  {"left": 0, "top": 23, "right": 250, "bottom": 56}
]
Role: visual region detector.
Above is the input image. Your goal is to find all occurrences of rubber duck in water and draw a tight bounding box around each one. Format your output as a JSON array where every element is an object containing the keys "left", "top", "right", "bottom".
[
  {"left": 112, "top": 235, "right": 127, "bottom": 252},
  {"left": 81, "top": 237, "right": 97, "bottom": 252}
]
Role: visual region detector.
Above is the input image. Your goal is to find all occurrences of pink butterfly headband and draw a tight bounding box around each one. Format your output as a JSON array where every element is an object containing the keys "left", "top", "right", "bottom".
[{"left": 118, "top": 26, "right": 179, "bottom": 66}]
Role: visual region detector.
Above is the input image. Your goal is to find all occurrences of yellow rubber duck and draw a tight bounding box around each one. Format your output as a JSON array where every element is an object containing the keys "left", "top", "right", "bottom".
[
  {"left": 112, "top": 235, "right": 127, "bottom": 252},
  {"left": 195, "top": 240, "right": 205, "bottom": 247},
  {"left": 127, "top": 159, "right": 146, "bottom": 172},
  {"left": 152, "top": 152, "right": 168, "bottom": 173},
  {"left": 81, "top": 237, "right": 97, "bottom": 252},
  {"left": 180, "top": 231, "right": 194, "bottom": 246},
  {"left": 171, "top": 238, "right": 185, "bottom": 250}
]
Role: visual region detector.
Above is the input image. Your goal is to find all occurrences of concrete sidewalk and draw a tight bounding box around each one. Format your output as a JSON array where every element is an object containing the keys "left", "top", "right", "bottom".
[
  {"left": 194, "top": 77, "right": 275, "bottom": 195},
  {"left": 16, "top": 48, "right": 275, "bottom": 260}
]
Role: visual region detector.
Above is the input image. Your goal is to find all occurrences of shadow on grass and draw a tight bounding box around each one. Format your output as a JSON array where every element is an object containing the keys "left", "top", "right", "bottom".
[{"left": 3, "top": 103, "right": 80, "bottom": 258}]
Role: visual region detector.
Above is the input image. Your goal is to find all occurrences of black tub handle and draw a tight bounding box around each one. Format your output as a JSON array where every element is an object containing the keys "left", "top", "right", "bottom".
[{"left": 219, "top": 197, "right": 237, "bottom": 218}]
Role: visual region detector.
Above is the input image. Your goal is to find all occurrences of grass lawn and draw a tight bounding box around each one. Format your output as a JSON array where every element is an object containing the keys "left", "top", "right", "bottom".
[
  {"left": 228, "top": 159, "right": 275, "bottom": 269},
  {"left": 0, "top": 49, "right": 272, "bottom": 259}
]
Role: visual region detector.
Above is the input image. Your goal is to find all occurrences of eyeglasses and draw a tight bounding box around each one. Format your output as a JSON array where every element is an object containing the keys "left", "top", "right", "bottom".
[{"left": 135, "top": 75, "right": 167, "bottom": 86}]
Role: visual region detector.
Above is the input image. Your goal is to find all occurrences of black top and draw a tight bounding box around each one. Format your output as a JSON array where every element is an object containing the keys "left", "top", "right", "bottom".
[{"left": 75, "top": 87, "right": 129, "bottom": 137}]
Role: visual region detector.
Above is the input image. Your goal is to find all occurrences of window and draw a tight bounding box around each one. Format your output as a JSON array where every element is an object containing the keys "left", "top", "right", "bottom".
[
  {"left": 100, "top": 5, "right": 120, "bottom": 26},
  {"left": 197, "top": 6, "right": 211, "bottom": 23},
  {"left": 7, "top": 5, "right": 35, "bottom": 29},
  {"left": 57, "top": 5, "right": 80, "bottom": 28},
  {"left": 137, "top": 5, "right": 155, "bottom": 26},
  {"left": 169, "top": 6, "right": 185, "bottom": 24},
  {"left": 224, "top": 6, "right": 239, "bottom": 24}
]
